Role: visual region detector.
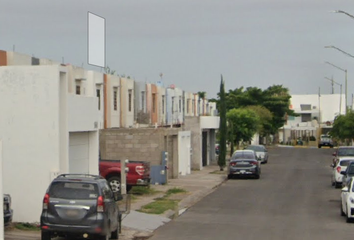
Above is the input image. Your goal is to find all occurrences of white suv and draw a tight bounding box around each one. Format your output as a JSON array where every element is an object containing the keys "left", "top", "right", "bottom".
[
  {"left": 341, "top": 177, "right": 354, "bottom": 222},
  {"left": 331, "top": 158, "right": 354, "bottom": 188}
]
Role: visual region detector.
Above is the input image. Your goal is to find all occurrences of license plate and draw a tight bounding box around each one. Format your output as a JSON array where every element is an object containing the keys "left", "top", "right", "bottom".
[
  {"left": 66, "top": 209, "right": 79, "bottom": 217},
  {"left": 240, "top": 170, "right": 246, "bottom": 174}
]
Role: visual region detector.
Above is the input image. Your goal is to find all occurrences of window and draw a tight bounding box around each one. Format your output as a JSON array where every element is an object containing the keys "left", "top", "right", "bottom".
[
  {"left": 76, "top": 85, "right": 81, "bottom": 95},
  {"left": 152, "top": 93, "right": 156, "bottom": 113},
  {"left": 113, "top": 87, "right": 118, "bottom": 111},
  {"left": 187, "top": 99, "right": 190, "bottom": 114},
  {"left": 301, "top": 113, "right": 311, "bottom": 122},
  {"left": 179, "top": 96, "right": 182, "bottom": 112},
  {"left": 48, "top": 182, "right": 98, "bottom": 200},
  {"left": 141, "top": 91, "right": 145, "bottom": 112},
  {"left": 96, "top": 89, "right": 101, "bottom": 110},
  {"left": 128, "top": 89, "right": 132, "bottom": 112},
  {"left": 192, "top": 100, "right": 195, "bottom": 113},
  {"left": 162, "top": 95, "right": 165, "bottom": 114}
]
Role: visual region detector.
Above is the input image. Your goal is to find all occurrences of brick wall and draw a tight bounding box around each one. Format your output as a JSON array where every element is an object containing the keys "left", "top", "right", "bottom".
[{"left": 100, "top": 128, "right": 180, "bottom": 177}]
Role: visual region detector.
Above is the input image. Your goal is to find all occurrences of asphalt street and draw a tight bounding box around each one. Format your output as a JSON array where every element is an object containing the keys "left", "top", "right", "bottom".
[{"left": 150, "top": 147, "right": 353, "bottom": 240}]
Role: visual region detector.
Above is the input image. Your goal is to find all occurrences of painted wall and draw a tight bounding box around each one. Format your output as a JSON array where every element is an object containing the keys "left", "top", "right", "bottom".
[
  {"left": 120, "top": 78, "right": 135, "bottom": 128},
  {"left": 157, "top": 86, "right": 166, "bottom": 125},
  {"left": 105, "top": 74, "right": 120, "bottom": 128},
  {"left": 134, "top": 82, "right": 147, "bottom": 124},
  {"left": 184, "top": 92, "right": 194, "bottom": 117},
  {"left": 0, "top": 65, "right": 68, "bottom": 222},
  {"left": 0, "top": 50, "right": 7, "bottom": 66},
  {"left": 6, "top": 51, "right": 32, "bottom": 65},
  {"left": 87, "top": 71, "right": 104, "bottom": 129},
  {"left": 150, "top": 84, "right": 158, "bottom": 125},
  {"left": 166, "top": 88, "right": 176, "bottom": 125}
]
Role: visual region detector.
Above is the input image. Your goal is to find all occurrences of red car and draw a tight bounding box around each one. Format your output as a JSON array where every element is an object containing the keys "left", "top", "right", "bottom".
[{"left": 99, "top": 159, "right": 150, "bottom": 193}]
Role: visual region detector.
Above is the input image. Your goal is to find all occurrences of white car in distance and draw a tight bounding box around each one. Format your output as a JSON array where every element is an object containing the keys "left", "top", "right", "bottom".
[
  {"left": 332, "top": 158, "right": 354, "bottom": 188},
  {"left": 341, "top": 177, "right": 354, "bottom": 222}
]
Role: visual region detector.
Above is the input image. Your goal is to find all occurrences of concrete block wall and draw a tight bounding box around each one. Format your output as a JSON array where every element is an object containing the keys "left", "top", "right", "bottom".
[{"left": 100, "top": 128, "right": 180, "bottom": 178}]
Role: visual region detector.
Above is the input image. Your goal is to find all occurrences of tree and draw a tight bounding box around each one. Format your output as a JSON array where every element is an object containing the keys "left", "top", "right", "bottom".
[
  {"left": 218, "top": 76, "right": 227, "bottom": 171},
  {"left": 247, "top": 105, "right": 273, "bottom": 138},
  {"left": 198, "top": 91, "right": 206, "bottom": 115},
  {"left": 227, "top": 108, "right": 260, "bottom": 147},
  {"left": 331, "top": 110, "right": 354, "bottom": 143}
]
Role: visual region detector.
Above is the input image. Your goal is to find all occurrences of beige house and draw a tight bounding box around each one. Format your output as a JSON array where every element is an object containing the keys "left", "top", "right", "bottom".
[
  {"left": 104, "top": 74, "right": 121, "bottom": 128},
  {"left": 120, "top": 77, "right": 135, "bottom": 128}
]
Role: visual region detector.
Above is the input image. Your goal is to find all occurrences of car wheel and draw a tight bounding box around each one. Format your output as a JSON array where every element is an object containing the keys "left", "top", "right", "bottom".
[
  {"left": 227, "top": 174, "right": 233, "bottom": 180},
  {"left": 108, "top": 176, "right": 121, "bottom": 193},
  {"left": 347, "top": 205, "right": 352, "bottom": 223},
  {"left": 111, "top": 227, "right": 119, "bottom": 239},
  {"left": 335, "top": 181, "right": 342, "bottom": 189},
  {"left": 41, "top": 231, "right": 51, "bottom": 240},
  {"left": 341, "top": 203, "right": 346, "bottom": 216},
  {"left": 255, "top": 174, "right": 260, "bottom": 179}
]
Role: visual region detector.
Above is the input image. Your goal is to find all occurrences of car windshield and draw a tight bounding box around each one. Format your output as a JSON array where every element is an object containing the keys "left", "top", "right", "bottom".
[
  {"left": 246, "top": 146, "right": 265, "bottom": 152},
  {"left": 232, "top": 152, "right": 256, "bottom": 160},
  {"left": 49, "top": 182, "right": 99, "bottom": 199},
  {"left": 338, "top": 148, "right": 354, "bottom": 156}
]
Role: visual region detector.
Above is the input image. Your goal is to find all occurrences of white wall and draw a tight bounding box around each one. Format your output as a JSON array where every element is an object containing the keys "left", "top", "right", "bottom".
[
  {"left": 68, "top": 95, "right": 99, "bottom": 132},
  {"left": 290, "top": 94, "right": 345, "bottom": 122},
  {"left": 107, "top": 75, "right": 120, "bottom": 128},
  {"left": 175, "top": 88, "right": 184, "bottom": 124},
  {"left": 0, "top": 66, "right": 65, "bottom": 222},
  {"left": 200, "top": 116, "right": 220, "bottom": 129},
  {"left": 120, "top": 78, "right": 135, "bottom": 128},
  {"left": 178, "top": 131, "right": 191, "bottom": 176},
  {"left": 87, "top": 71, "right": 104, "bottom": 129},
  {"left": 157, "top": 86, "right": 166, "bottom": 125}
]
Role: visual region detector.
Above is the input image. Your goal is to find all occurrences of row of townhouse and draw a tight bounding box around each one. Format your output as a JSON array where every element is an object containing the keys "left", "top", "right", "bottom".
[{"left": 0, "top": 50, "right": 219, "bottom": 223}]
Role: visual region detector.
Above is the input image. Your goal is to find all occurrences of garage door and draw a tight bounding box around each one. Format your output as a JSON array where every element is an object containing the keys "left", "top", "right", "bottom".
[{"left": 69, "top": 132, "right": 89, "bottom": 174}]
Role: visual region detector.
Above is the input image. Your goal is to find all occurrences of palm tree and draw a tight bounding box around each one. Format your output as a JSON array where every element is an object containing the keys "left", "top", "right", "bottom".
[{"left": 198, "top": 91, "right": 206, "bottom": 115}]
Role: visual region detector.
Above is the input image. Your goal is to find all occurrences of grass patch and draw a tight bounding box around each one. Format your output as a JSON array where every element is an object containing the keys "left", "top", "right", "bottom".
[
  {"left": 166, "top": 188, "right": 187, "bottom": 195},
  {"left": 130, "top": 186, "right": 160, "bottom": 195},
  {"left": 138, "top": 198, "right": 178, "bottom": 214},
  {"left": 14, "top": 222, "right": 40, "bottom": 231}
]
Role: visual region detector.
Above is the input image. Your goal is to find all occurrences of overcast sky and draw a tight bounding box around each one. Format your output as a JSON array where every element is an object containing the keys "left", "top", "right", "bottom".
[{"left": 2, "top": 0, "right": 354, "bottom": 101}]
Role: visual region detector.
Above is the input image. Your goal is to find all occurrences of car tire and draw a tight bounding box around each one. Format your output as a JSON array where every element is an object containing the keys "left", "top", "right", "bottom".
[
  {"left": 255, "top": 174, "right": 260, "bottom": 179},
  {"left": 227, "top": 174, "right": 233, "bottom": 180},
  {"left": 341, "top": 204, "right": 346, "bottom": 216},
  {"left": 108, "top": 176, "right": 121, "bottom": 193},
  {"left": 111, "top": 227, "right": 119, "bottom": 239},
  {"left": 98, "top": 233, "right": 110, "bottom": 240},
  {"left": 318, "top": 145, "right": 322, "bottom": 148},
  {"left": 347, "top": 205, "right": 352, "bottom": 223},
  {"left": 335, "top": 181, "right": 342, "bottom": 189},
  {"left": 41, "top": 231, "right": 51, "bottom": 240}
]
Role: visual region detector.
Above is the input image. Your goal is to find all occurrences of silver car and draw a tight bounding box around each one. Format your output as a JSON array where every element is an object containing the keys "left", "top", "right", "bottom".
[
  {"left": 228, "top": 150, "right": 261, "bottom": 179},
  {"left": 245, "top": 145, "right": 269, "bottom": 164}
]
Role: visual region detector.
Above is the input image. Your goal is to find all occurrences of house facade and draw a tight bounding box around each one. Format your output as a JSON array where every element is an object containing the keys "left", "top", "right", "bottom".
[{"left": 120, "top": 77, "right": 135, "bottom": 128}]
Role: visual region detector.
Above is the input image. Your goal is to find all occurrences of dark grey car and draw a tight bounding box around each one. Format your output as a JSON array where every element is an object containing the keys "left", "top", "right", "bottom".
[
  {"left": 40, "top": 174, "right": 122, "bottom": 240},
  {"left": 228, "top": 150, "right": 261, "bottom": 179}
]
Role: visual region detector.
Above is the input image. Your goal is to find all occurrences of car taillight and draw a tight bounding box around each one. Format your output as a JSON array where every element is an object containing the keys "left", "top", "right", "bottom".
[
  {"left": 230, "top": 162, "right": 236, "bottom": 166},
  {"left": 136, "top": 166, "right": 145, "bottom": 176},
  {"left": 43, "top": 193, "right": 50, "bottom": 210},
  {"left": 251, "top": 161, "right": 258, "bottom": 165},
  {"left": 97, "top": 196, "right": 104, "bottom": 212},
  {"left": 337, "top": 166, "right": 341, "bottom": 173}
]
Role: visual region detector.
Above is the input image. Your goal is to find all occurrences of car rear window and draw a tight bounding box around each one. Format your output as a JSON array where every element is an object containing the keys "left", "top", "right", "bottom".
[
  {"left": 340, "top": 160, "right": 353, "bottom": 166},
  {"left": 49, "top": 182, "right": 99, "bottom": 199},
  {"left": 233, "top": 153, "right": 255, "bottom": 160},
  {"left": 338, "top": 148, "right": 354, "bottom": 157}
]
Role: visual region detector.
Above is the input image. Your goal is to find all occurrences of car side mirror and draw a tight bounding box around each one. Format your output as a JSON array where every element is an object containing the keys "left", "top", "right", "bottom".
[
  {"left": 342, "top": 187, "right": 349, "bottom": 192},
  {"left": 114, "top": 192, "right": 123, "bottom": 202},
  {"left": 341, "top": 171, "right": 347, "bottom": 175}
]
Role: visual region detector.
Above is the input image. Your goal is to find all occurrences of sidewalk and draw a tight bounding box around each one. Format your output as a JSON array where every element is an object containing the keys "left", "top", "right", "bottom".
[{"left": 4, "top": 164, "right": 227, "bottom": 240}]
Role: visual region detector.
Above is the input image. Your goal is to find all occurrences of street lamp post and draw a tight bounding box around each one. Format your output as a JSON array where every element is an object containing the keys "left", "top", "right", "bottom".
[
  {"left": 324, "top": 59, "right": 348, "bottom": 113},
  {"left": 324, "top": 77, "right": 342, "bottom": 115}
]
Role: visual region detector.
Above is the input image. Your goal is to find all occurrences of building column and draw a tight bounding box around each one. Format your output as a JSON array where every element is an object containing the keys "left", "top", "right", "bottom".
[{"left": 209, "top": 129, "right": 216, "bottom": 163}]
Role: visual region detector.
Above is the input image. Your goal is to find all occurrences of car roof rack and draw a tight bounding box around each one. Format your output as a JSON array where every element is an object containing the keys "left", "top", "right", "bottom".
[{"left": 56, "top": 174, "right": 105, "bottom": 180}]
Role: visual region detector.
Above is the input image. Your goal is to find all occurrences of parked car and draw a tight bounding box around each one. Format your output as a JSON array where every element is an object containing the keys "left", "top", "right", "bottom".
[
  {"left": 3, "top": 194, "right": 13, "bottom": 226},
  {"left": 332, "top": 146, "right": 354, "bottom": 164},
  {"left": 340, "top": 177, "right": 354, "bottom": 222},
  {"left": 215, "top": 144, "right": 220, "bottom": 155},
  {"left": 318, "top": 134, "right": 334, "bottom": 148},
  {"left": 331, "top": 158, "right": 354, "bottom": 188},
  {"left": 341, "top": 162, "right": 354, "bottom": 189},
  {"left": 40, "top": 174, "right": 122, "bottom": 240},
  {"left": 228, "top": 150, "right": 261, "bottom": 179},
  {"left": 99, "top": 159, "right": 150, "bottom": 193},
  {"left": 244, "top": 145, "right": 269, "bottom": 164}
]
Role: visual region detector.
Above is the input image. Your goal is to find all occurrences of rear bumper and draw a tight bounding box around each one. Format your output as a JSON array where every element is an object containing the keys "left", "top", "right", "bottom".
[
  {"left": 41, "top": 222, "right": 107, "bottom": 237},
  {"left": 229, "top": 168, "right": 259, "bottom": 175}
]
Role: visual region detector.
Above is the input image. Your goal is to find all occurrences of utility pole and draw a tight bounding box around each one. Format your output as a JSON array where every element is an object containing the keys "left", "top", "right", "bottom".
[
  {"left": 318, "top": 87, "right": 321, "bottom": 124},
  {"left": 331, "top": 76, "right": 334, "bottom": 94}
]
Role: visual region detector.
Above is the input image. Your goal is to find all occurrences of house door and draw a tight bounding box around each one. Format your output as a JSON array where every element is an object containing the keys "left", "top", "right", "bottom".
[{"left": 202, "top": 131, "right": 208, "bottom": 167}]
